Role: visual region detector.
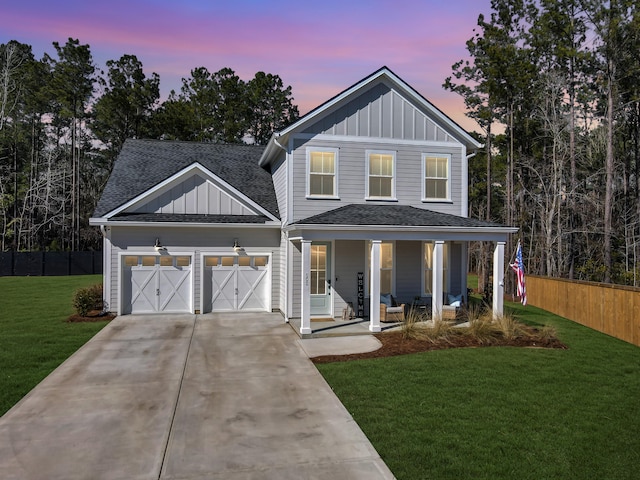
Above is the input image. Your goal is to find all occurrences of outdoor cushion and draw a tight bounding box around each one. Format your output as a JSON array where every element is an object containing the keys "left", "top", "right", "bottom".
[
  {"left": 447, "top": 293, "right": 463, "bottom": 307},
  {"left": 386, "top": 306, "right": 404, "bottom": 313},
  {"left": 381, "top": 293, "right": 392, "bottom": 307}
]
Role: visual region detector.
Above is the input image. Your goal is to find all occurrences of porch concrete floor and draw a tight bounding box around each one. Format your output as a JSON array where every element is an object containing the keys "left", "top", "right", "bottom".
[{"left": 288, "top": 317, "right": 402, "bottom": 339}]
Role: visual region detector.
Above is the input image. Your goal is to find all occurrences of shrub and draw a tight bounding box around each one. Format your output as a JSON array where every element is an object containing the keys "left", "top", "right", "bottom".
[
  {"left": 464, "top": 316, "right": 499, "bottom": 345},
  {"left": 73, "top": 284, "right": 104, "bottom": 317},
  {"left": 494, "top": 313, "right": 528, "bottom": 340},
  {"left": 401, "top": 308, "right": 427, "bottom": 340}
]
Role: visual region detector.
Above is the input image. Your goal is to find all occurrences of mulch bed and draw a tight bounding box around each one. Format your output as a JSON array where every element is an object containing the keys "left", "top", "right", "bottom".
[
  {"left": 67, "top": 310, "right": 116, "bottom": 323},
  {"left": 311, "top": 330, "right": 568, "bottom": 364}
]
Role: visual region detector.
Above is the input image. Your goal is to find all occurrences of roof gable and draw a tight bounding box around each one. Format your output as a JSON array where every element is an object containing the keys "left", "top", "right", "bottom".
[
  {"left": 93, "top": 140, "right": 279, "bottom": 220},
  {"left": 302, "top": 79, "right": 460, "bottom": 143},
  {"left": 259, "top": 67, "right": 481, "bottom": 166},
  {"left": 113, "top": 164, "right": 270, "bottom": 218}
]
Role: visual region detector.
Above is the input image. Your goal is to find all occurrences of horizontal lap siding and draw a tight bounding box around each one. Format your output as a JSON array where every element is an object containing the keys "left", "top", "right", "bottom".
[
  {"left": 271, "top": 155, "right": 287, "bottom": 223},
  {"left": 334, "top": 240, "right": 366, "bottom": 316},
  {"left": 109, "top": 226, "right": 281, "bottom": 314},
  {"left": 290, "top": 79, "right": 468, "bottom": 224},
  {"left": 396, "top": 241, "right": 423, "bottom": 301},
  {"left": 291, "top": 139, "right": 464, "bottom": 222}
]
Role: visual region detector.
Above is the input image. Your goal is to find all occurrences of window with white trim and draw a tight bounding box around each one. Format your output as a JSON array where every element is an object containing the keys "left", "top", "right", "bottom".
[
  {"left": 423, "top": 242, "right": 448, "bottom": 295},
  {"left": 423, "top": 154, "right": 450, "bottom": 200},
  {"left": 366, "top": 150, "right": 395, "bottom": 199},
  {"left": 367, "top": 241, "right": 394, "bottom": 294},
  {"left": 307, "top": 148, "right": 338, "bottom": 197}
]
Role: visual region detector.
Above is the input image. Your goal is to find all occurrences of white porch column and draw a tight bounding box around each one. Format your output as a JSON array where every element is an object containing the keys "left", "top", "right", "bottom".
[
  {"left": 493, "top": 241, "right": 505, "bottom": 319},
  {"left": 431, "top": 240, "right": 444, "bottom": 319},
  {"left": 369, "top": 240, "right": 382, "bottom": 333},
  {"left": 300, "top": 239, "right": 312, "bottom": 335}
]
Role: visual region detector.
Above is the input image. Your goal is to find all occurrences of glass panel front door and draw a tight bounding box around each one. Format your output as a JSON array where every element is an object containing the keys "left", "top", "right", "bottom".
[{"left": 310, "top": 242, "right": 331, "bottom": 316}]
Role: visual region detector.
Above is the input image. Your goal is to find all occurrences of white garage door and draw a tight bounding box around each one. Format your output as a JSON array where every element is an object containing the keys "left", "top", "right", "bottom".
[
  {"left": 122, "top": 255, "right": 191, "bottom": 314},
  {"left": 203, "top": 255, "right": 270, "bottom": 312}
]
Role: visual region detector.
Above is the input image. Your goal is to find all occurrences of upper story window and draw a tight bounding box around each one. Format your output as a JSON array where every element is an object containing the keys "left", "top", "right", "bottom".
[
  {"left": 307, "top": 148, "right": 339, "bottom": 198},
  {"left": 366, "top": 150, "right": 396, "bottom": 200},
  {"left": 423, "top": 154, "right": 450, "bottom": 201}
]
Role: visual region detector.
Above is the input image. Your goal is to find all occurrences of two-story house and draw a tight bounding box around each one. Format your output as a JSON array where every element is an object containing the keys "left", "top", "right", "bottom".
[{"left": 90, "top": 67, "right": 516, "bottom": 335}]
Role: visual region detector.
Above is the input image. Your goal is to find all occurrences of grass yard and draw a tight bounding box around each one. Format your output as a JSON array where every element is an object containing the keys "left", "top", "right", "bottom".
[
  {"left": 0, "top": 275, "right": 110, "bottom": 416},
  {"left": 317, "top": 301, "right": 640, "bottom": 479}
]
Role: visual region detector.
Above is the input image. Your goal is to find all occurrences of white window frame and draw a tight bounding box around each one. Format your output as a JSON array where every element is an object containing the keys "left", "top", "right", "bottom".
[
  {"left": 365, "top": 150, "right": 397, "bottom": 201},
  {"left": 422, "top": 242, "right": 449, "bottom": 296},
  {"left": 422, "top": 153, "right": 451, "bottom": 201},
  {"left": 306, "top": 147, "right": 339, "bottom": 199},
  {"left": 366, "top": 240, "right": 395, "bottom": 295}
]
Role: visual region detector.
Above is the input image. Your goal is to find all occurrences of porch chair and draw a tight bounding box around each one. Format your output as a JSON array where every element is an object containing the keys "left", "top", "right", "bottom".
[
  {"left": 441, "top": 292, "right": 464, "bottom": 320},
  {"left": 380, "top": 293, "right": 405, "bottom": 322}
]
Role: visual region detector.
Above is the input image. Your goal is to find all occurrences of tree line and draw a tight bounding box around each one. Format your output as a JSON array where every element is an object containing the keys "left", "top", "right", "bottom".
[
  {"left": 446, "top": 0, "right": 640, "bottom": 288},
  {"left": 0, "top": 38, "right": 299, "bottom": 252}
]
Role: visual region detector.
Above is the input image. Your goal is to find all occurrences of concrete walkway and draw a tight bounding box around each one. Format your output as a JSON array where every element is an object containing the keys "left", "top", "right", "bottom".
[{"left": 0, "top": 313, "right": 394, "bottom": 480}]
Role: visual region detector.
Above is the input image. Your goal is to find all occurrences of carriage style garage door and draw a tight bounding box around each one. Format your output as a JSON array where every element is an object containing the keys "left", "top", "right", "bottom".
[
  {"left": 122, "top": 255, "right": 192, "bottom": 314},
  {"left": 203, "top": 255, "right": 270, "bottom": 312}
]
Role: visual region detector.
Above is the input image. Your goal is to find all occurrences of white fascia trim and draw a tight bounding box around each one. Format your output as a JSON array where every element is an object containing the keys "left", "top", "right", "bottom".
[
  {"left": 259, "top": 68, "right": 480, "bottom": 166},
  {"left": 92, "top": 220, "right": 281, "bottom": 228},
  {"left": 285, "top": 224, "right": 519, "bottom": 235},
  {"left": 278, "top": 68, "right": 480, "bottom": 149},
  {"left": 292, "top": 133, "right": 466, "bottom": 149},
  {"left": 103, "top": 163, "right": 279, "bottom": 222}
]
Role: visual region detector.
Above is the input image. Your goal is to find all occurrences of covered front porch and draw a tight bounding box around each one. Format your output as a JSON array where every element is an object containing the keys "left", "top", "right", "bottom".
[{"left": 284, "top": 206, "right": 517, "bottom": 336}]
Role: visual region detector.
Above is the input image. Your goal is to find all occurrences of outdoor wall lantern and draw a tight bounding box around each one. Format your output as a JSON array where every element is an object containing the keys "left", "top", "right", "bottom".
[
  {"left": 154, "top": 238, "right": 167, "bottom": 252},
  {"left": 233, "top": 238, "right": 244, "bottom": 253}
]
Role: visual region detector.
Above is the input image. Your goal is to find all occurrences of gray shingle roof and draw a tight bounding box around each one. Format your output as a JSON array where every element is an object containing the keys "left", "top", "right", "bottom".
[
  {"left": 93, "top": 139, "right": 278, "bottom": 218},
  {"left": 293, "top": 204, "right": 506, "bottom": 228}
]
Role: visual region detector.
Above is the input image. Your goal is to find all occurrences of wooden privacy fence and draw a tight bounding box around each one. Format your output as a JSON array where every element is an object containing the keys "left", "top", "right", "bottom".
[{"left": 527, "top": 275, "right": 640, "bottom": 347}]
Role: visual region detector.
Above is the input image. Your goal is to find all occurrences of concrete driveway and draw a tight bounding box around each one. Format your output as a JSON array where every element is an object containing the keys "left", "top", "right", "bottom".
[{"left": 0, "top": 313, "right": 394, "bottom": 479}]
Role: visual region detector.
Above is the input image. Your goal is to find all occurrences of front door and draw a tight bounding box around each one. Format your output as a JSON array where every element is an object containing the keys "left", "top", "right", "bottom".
[{"left": 310, "top": 242, "right": 332, "bottom": 316}]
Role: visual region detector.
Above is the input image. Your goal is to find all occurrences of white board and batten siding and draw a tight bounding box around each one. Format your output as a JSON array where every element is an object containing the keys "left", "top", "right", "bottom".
[
  {"left": 132, "top": 173, "right": 254, "bottom": 216},
  {"left": 302, "top": 81, "right": 461, "bottom": 143}
]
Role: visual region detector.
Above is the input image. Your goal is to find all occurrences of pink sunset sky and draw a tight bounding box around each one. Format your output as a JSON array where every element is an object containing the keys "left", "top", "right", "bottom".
[{"left": 2, "top": 0, "right": 494, "bottom": 133}]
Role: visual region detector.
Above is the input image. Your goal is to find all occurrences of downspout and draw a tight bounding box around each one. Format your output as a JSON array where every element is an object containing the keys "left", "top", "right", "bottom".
[
  {"left": 463, "top": 151, "right": 477, "bottom": 218},
  {"left": 99, "top": 225, "right": 110, "bottom": 314}
]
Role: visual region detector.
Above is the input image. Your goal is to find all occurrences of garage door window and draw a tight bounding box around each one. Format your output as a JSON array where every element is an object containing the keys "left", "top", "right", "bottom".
[
  {"left": 221, "top": 256, "right": 234, "bottom": 267},
  {"left": 142, "top": 256, "right": 155, "bottom": 266},
  {"left": 176, "top": 256, "right": 190, "bottom": 267},
  {"left": 124, "top": 256, "right": 137, "bottom": 267},
  {"left": 205, "top": 257, "right": 219, "bottom": 267}
]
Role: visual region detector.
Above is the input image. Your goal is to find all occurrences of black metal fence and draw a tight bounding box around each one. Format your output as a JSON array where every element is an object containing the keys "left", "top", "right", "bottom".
[{"left": 0, "top": 251, "right": 102, "bottom": 276}]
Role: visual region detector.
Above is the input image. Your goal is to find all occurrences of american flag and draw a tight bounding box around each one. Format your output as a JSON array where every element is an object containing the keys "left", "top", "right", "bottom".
[{"left": 510, "top": 241, "right": 527, "bottom": 306}]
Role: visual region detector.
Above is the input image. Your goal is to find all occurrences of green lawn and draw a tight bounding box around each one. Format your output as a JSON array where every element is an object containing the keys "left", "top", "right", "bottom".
[
  {"left": 317, "top": 301, "right": 640, "bottom": 479},
  {"left": 0, "top": 275, "right": 110, "bottom": 416}
]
